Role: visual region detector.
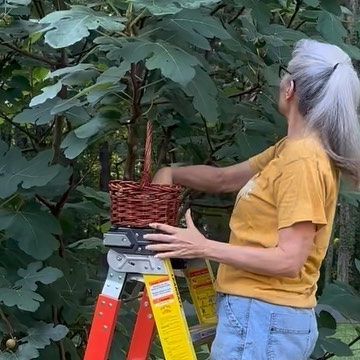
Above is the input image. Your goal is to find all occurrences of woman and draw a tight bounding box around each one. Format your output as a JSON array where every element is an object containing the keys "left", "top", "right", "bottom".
[{"left": 143, "top": 39, "right": 360, "bottom": 359}]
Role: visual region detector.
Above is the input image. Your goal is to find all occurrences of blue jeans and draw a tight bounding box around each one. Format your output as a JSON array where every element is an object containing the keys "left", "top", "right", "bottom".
[{"left": 210, "top": 294, "right": 318, "bottom": 360}]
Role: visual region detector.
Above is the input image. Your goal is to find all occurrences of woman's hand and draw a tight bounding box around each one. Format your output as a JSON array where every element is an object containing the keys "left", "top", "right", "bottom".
[
  {"left": 152, "top": 167, "right": 173, "bottom": 185},
  {"left": 144, "top": 210, "right": 208, "bottom": 259}
]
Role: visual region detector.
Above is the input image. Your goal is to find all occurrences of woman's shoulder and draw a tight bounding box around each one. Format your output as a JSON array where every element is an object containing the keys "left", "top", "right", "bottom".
[{"left": 279, "top": 136, "right": 328, "bottom": 165}]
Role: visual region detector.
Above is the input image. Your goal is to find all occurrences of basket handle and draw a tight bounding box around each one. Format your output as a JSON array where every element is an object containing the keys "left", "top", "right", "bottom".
[{"left": 140, "top": 120, "right": 153, "bottom": 187}]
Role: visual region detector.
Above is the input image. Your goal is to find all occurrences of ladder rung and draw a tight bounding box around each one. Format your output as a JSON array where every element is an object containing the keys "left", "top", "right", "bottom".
[{"left": 190, "top": 324, "right": 216, "bottom": 345}]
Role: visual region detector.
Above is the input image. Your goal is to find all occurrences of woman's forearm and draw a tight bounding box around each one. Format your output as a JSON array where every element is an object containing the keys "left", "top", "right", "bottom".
[
  {"left": 171, "top": 165, "right": 225, "bottom": 193},
  {"left": 204, "top": 239, "right": 298, "bottom": 278},
  {"left": 153, "top": 160, "right": 254, "bottom": 193}
]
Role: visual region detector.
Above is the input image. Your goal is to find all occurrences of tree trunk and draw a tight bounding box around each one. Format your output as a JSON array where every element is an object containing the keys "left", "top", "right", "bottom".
[
  {"left": 337, "top": 202, "right": 356, "bottom": 283},
  {"left": 99, "top": 141, "right": 111, "bottom": 192},
  {"left": 325, "top": 238, "right": 335, "bottom": 284},
  {"left": 124, "top": 124, "right": 137, "bottom": 181}
]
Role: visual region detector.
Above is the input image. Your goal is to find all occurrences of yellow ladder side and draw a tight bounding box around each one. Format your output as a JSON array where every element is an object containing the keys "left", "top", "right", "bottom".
[
  {"left": 143, "top": 259, "right": 197, "bottom": 360},
  {"left": 184, "top": 259, "right": 217, "bottom": 325}
]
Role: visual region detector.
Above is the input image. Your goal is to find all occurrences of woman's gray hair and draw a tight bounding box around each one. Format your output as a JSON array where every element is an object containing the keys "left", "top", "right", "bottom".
[{"left": 287, "top": 39, "right": 360, "bottom": 187}]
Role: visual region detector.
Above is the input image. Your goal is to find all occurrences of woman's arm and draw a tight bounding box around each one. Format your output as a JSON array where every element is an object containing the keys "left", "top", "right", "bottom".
[
  {"left": 205, "top": 222, "right": 316, "bottom": 278},
  {"left": 144, "top": 212, "right": 316, "bottom": 279},
  {"left": 152, "top": 161, "right": 255, "bottom": 193}
]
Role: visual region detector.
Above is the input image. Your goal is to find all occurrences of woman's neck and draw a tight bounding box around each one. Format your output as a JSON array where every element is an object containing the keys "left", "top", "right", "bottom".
[{"left": 286, "top": 108, "right": 308, "bottom": 139}]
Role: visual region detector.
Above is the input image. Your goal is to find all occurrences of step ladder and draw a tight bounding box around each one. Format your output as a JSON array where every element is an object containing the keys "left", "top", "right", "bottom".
[{"left": 83, "top": 227, "right": 217, "bottom": 360}]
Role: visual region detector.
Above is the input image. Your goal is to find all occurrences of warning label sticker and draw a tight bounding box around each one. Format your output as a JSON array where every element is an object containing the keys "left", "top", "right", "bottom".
[{"left": 149, "top": 277, "right": 174, "bottom": 305}]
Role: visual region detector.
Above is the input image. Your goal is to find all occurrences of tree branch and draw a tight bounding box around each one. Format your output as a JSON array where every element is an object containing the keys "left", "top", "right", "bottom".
[
  {"left": 229, "top": 7, "right": 245, "bottom": 24},
  {"left": 53, "top": 0, "right": 68, "bottom": 11},
  {"left": 52, "top": 115, "right": 64, "bottom": 165},
  {"left": 0, "top": 42, "right": 56, "bottom": 67},
  {"left": 124, "top": 63, "right": 147, "bottom": 180},
  {"left": 295, "top": 19, "right": 306, "bottom": 30},
  {"left": 201, "top": 116, "right": 214, "bottom": 154},
  {"left": 53, "top": 178, "right": 74, "bottom": 217},
  {"left": 1, "top": 112, "right": 39, "bottom": 145},
  {"left": 33, "top": 0, "right": 45, "bottom": 18},
  {"left": 287, "top": 0, "right": 302, "bottom": 28},
  {"left": 210, "top": 3, "right": 226, "bottom": 16},
  {"left": 0, "top": 307, "right": 14, "bottom": 335},
  {"left": 35, "top": 194, "right": 56, "bottom": 212},
  {"left": 228, "top": 85, "right": 260, "bottom": 99}
]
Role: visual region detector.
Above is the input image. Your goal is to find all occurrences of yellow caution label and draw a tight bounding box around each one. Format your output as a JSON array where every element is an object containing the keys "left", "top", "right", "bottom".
[
  {"left": 144, "top": 259, "right": 197, "bottom": 360},
  {"left": 185, "top": 260, "right": 217, "bottom": 324}
]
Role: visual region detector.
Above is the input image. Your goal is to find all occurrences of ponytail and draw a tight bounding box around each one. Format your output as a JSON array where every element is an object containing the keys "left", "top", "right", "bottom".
[{"left": 289, "top": 40, "right": 360, "bottom": 187}]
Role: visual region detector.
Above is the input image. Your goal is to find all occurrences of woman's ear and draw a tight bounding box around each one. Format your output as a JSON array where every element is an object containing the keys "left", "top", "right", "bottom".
[{"left": 285, "top": 80, "right": 296, "bottom": 100}]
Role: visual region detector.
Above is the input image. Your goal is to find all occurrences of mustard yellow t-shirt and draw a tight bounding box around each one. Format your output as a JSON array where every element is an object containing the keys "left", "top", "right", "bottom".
[{"left": 215, "top": 136, "right": 340, "bottom": 308}]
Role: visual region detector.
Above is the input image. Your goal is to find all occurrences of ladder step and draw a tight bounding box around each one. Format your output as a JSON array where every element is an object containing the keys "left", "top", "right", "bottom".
[{"left": 190, "top": 324, "right": 216, "bottom": 345}]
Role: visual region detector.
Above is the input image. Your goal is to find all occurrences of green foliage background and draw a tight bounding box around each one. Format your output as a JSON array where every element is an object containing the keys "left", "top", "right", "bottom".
[{"left": 0, "top": 0, "right": 359, "bottom": 359}]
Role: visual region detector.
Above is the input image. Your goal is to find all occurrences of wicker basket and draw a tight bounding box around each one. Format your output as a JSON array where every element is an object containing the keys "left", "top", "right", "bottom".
[{"left": 109, "top": 121, "right": 182, "bottom": 228}]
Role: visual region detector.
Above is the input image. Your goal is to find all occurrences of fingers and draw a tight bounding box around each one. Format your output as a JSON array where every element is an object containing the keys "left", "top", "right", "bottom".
[
  {"left": 143, "top": 233, "right": 174, "bottom": 242},
  {"left": 155, "top": 251, "right": 181, "bottom": 259},
  {"left": 149, "top": 222, "right": 177, "bottom": 234},
  {"left": 145, "top": 243, "right": 177, "bottom": 252},
  {"left": 185, "top": 209, "right": 194, "bottom": 228}
]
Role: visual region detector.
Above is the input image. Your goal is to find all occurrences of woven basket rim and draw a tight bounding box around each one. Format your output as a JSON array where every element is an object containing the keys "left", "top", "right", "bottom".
[{"left": 109, "top": 180, "right": 182, "bottom": 190}]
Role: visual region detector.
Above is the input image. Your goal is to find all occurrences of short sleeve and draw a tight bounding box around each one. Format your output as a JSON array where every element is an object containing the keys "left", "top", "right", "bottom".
[
  {"left": 248, "top": 145, "right": 276, "bottom": 173},
  {"left": 248, "top": 138, "right": 286, "bottom": 173},
  {"left": 274, "top": 158, "right": 328, "bottom": 230}
]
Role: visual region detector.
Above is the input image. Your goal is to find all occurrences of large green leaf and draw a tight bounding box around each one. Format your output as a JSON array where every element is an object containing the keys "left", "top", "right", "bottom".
[
  {"left": 164, "top": 10, "right": 231, "bottom": 50},
  {"left": 320, "top": 338, "right": 353, "bottom": 357},
  {"left": 101, "top": 39, "right": 200, "bottom": 85},
  {"left": 68, "top": 237, "right": 106, "bottom": 252},
  {"left": 131, "top": 0, "right": 220, "bottom": 15},
  {"left": 61, "top": 132, "right": 89, "bottom": 159},
  {"left": 76, "top": 185, "right": 110, "bottom": 205},
  {"left": 15, "top": 262, "right": 63, "bottom": 291},
  {"left": 304, "top": 0, "right": 319, "bottom": 6},
  {"left": 1, "top": 343, "right": 39, "bottom": 360},
  {"left": 240, "top": 0, "right": 271, "bottom": 25},
  {"left": 96, "top": 63, "right": 130, "bottom": 84},
  {"left": 22, "top": 322, "right": 68, "bottom": 349},
  {"left": 0, "top": 149, "right": 61, "bottom": 198},
  {"left": 1, "top": 322, "right": 68, "bottom": 360},
  {"left": 183, "top": 67, "right": 218, "bottom": 122},
  {"left": 320, "top": 0, "right": 341, "bottom": 16},
  {"left": 25, "top": 164, "right": 72, "bottom": 200},
  {"left": 87, "top": 83, "right": 126, "bottom": 104},
  {"left": 47, "top": 64, "right": 98, "bottom": 87},
  {"left": 44, "top": 255, "right": 88, "bottom": 323},
  {"left": 0, "top": 203, "right": 61, "bottom": 260},
  {"left": 0, "top": 288, "right": 44, "bottom": 312},
  {"left": 29, "top": 81, "right": 62, "bottom": 107},
  {"left": 47, "top": 63, "right": 95, "bottom": 79},
  {"left": 74, "top": 115, "right": 117, "bottom": 139},
  {"left": 13, "top": 98, "right": 60, "bottom": 125},
  {"left": 339, "top": 43, "right": 360, "bottom": 60},
  {"left": 316, "top": 10, "right": 346, "bottom": 43},
  {"left": 319, "top": 282, "right": 360, "bottom": 322},
  {"left": 38, "top": 6, "right": 125, "bottom": 48},
  {"left": 65, "top": 201, "right": 107, "bottom": 216},
  {"left": 260, "top": 24, "right": 307, "bottom": 42},
  {"left": 65, "top": 106, "right": 91, "bottom": 126},
  {"left": 5, "top": 0, "right": 31, "bottom": 4}
]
